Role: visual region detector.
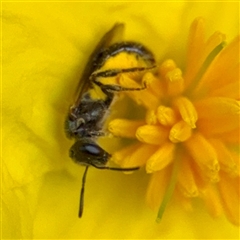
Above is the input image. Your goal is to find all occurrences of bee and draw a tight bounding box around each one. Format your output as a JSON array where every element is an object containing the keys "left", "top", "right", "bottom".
[{"left": 65, "top": 23, "right": 156, "bottom": 217}]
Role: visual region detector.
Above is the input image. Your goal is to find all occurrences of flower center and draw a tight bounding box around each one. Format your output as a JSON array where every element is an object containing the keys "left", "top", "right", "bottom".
[{"left": 106, "top": 18, "right": 239, "bottom": 226}]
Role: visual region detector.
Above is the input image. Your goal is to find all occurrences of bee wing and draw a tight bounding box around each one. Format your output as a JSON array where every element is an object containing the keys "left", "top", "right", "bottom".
[{"left": 73, "top": 23, "right": 125, "bottom": 106}]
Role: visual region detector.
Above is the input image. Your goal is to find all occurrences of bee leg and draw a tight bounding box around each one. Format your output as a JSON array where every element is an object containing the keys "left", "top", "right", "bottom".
[
  {"left": 91, "top": 65, "right": 155, "bottom": 79},
  {"left": 91, "top": 65, "right": 155, "bottom": 94},
  {"left": 93, "top": 79, "right": 147, "bottom": 95},
  {"left": 88, "top": 130, "right": 106, "bottom": 137}
]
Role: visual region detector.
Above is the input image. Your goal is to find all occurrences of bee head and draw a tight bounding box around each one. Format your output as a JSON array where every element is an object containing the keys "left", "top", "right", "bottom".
[{"left": 69, "top": 140, "right": 110, "bottom": 167}]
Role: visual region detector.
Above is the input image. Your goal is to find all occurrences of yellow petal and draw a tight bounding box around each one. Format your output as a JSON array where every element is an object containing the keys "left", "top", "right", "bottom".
[
  {"left": 184, "top": 133, "right": 219, "bottom": 174},
  {"left": 210, "top": 78, "right": 240, "bottom": 99},
  {"left": 189, "top": 159, "right": 209, "bottom": 191},
  {"left": 177, "top": 158, "right": 199, "bottom": 197},
  {"left": 142, "top": 71, "right": 164, "bottom": 99},
  {"left": 195, "top": 97, "right": 240, "bottom": 118},
  {"left": 145, "top": 109, "right": 158, "bottom": 125},
  {"left": 184, "top": 17, "right": 205, "bottom": 87},
  {"left": 159, "top": 60, "right": 184, "bottom": 96},
  {"left": 108, "top": 119, "right": 144, "bottom": 138},
  {"left": 200, "top": 185, "right": 223, "bottom": 218},
  {"left": 202, "top": 31, "right": 226, "bottom": 66},
  {"left": 194, "top": 36, "right": 240, "bottom": 96},
  {"left": 119, "top": 74, "right": 159, "bottom": 109},
  {"left": 231, "top": 152, "right": 240, "bottom": 177},
  {"left": 169, "top": 120, "right": 192, "bottom": 143},
  {"left": 146, "top": 142, "right": 175, "bottom": 173},
  {"left": 220, "top": 128, "right": 240, "bottom": 144},
  {"left": 157, "top": 105, "right": 177, "bottom": 126},
  {"left": 165, "top": 68, "right": 184, "bottom": 96},
  {"left": 175, "top": 189, "right": 193, "bottom": 212},
  {"left": 159, "top": 59, "right": 177, "bottom": 76},
  {"left": 112, "top": 143, "right": 141, "bottom": 165},
  {"left": 120, "top": 144, "right": 158, "bottom": 168},
  {"left": 136, "top": 125, "right": 168, "bottom": 145},
  {"left": 195, "top": 98, "right": 240, "bottom": 137},
  {"left": 197, "top": 115, "right": 239, "bottom": 137},
  {"left": 146, "top": 168, "right": 171, "bottom": 210},
  {"left": 184, "top": 18, "right": 225, "bottom": 92},
  {"left": 174, "top": 96, "right": 198, "bottom": 128},
  {"left": 208, "top": 139, "right": 238, "bottom": 176},
  {"left": 218, "top": 173, "right": 240, "bottom": 225}
]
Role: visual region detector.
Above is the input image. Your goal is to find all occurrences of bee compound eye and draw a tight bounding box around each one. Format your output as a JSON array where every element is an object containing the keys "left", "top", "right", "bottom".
[
  {"left": 81, "top": 143, "right": 101, "bottom": 156},
  {"left": 69, "top": 142, "right": 103, "bottom": 161}
]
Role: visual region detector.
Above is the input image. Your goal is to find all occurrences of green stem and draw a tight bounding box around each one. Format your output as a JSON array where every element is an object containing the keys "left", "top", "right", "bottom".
[
  {"left": 156, "top": 147, "right": 181, "bottom": 223},
  {"left": 185, "top": 42, "right": 225, "bottom": 98}
]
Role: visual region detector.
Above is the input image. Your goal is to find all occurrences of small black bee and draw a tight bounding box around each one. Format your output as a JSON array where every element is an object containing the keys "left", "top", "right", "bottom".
[{"left": 65, "top": 23, "right": 155, "bottom": 217}]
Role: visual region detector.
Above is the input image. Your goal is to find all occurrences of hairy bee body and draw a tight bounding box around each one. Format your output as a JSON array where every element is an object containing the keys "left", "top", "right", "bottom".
[{"left": 65, "top": 23, "right": 155, "bottom": 217}]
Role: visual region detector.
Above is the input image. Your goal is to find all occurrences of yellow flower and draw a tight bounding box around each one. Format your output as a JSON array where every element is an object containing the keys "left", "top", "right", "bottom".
[
  {"left": 2, "top": 2, "right": 239, "bottom": 239},
  {"left": 110, "top": 18, "right": 239, "bottom": 225}
]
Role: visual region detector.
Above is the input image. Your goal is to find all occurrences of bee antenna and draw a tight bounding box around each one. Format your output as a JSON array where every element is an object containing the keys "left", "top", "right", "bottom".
[
  {"left": 90, "top": 163, "right": 140, "bottom": 171},
  {"left": 79, "top": 166, "right": 89, "bottom": 218},
  {"left": 107, "top": 166, "right": 140, "bottom": 171}
]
